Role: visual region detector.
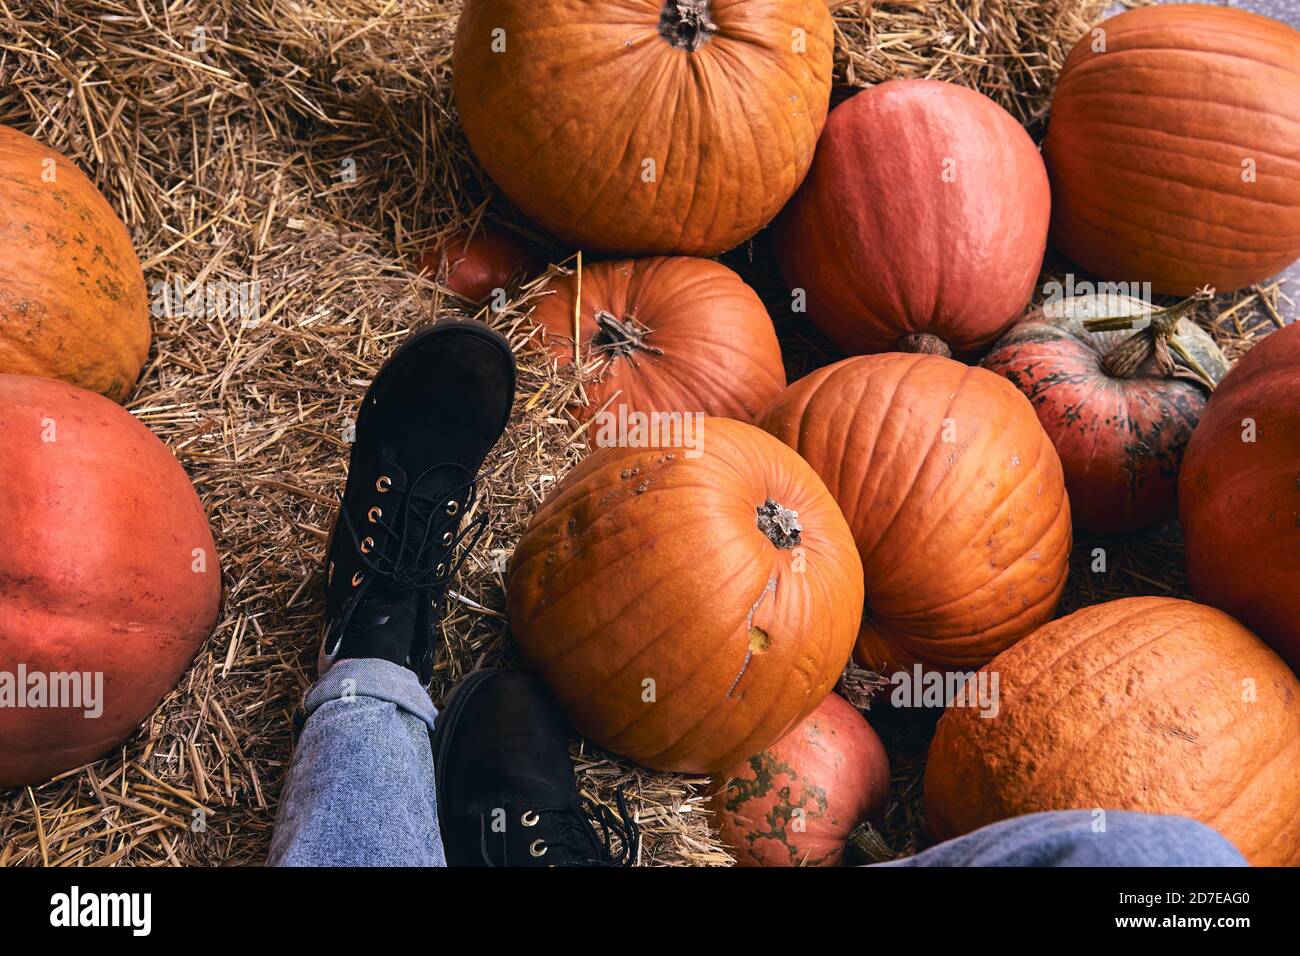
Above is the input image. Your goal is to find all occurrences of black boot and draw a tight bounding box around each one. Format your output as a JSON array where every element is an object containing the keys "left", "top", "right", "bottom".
[
  {"left": 433, "top": 669, "right": 640, "bottom": 867},
  {"left": 319, "top": 320, "right": 516, "bottom": 681}
]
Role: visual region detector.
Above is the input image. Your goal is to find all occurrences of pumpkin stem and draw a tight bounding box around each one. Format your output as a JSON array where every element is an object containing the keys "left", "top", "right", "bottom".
[
  {"left": 757, "top": 498, "right": 802, "bottom": 550},
  {"left": 592, "top": 310, "right": 664, "bottom": 362},
  {"left": 897, "top": 332, "right": 952, "bottom": 358},
  {"left": 659, "top": 0, "right": 718, "bottom": 52},
  {"left": 1084, "top": 289, "right": 1216, "bottom": 387}
]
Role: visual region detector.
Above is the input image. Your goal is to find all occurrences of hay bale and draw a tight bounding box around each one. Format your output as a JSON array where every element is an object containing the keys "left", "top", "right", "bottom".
[{"left": 0, "top": 0, "right": 1289, "bottom": 867}]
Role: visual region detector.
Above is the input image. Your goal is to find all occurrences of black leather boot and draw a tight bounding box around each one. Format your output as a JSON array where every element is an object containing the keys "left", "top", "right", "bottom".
[
  {"left": 433, "top": 669, "right": 640, "bottom": 867},
  {"left": 318, "top": 320, "right": 516, "bottom": 680}
]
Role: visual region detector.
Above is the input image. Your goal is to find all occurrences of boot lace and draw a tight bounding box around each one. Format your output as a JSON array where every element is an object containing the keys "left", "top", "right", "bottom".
[
  {"left": 545, "top": 790, "right": 640, "bottom": 867},
  {"left": 342, "top": 463, "right": 488, "bottom": 596}
]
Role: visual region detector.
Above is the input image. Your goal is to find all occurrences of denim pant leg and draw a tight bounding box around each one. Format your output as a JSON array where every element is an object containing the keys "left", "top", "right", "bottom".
[
  {"left": 876, "top": 809, "right": 1247, "bottom": 867},
  {"left": 268, "top": 658, "right": 447, "bottom": 866}
]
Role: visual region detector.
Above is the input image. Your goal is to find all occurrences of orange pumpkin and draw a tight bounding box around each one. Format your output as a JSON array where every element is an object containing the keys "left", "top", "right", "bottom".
[
  {"left": 774, "top": 79, "right": 1050, "bottom": 358},
  {"left": 756, "top": 354, "right": 1071, "bottom": 672},
  {"left": 452, "top": 0, "right": 833, "bottom": 255},
  {"left": 1180, "top": 322, "right": 1300, "bottom": 672},
  {"left": 0, "top": 374, "right": 222, "bottom": 787},
  {"left": 507, "top": 417, "right": 863, "bottom": 773},
  {"left": 0, "top": 125, "right": 150, "bottom": 402},
  {"left": 711, "top": 691, "right": 890, "bottom": 867},
  {"left": 924, "top": 597, "right": 1300, "bottom": 867},
  {"left": 417, "top": 224, "right": 542, "bottom": 302},
  {"left": 528, "top": 257, "right": 786, "bottom": 437},
  {"left": 1043, "top": 5, "right": 1300, "bottom": 294}
]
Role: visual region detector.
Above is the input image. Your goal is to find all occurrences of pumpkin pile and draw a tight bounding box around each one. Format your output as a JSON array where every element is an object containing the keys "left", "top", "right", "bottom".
[
  {"left": 486, "top": 1, "right": 1300, "bottom": 866},
  {"left": 7, "top": 0, "right": 1300, "bottom": 869}
]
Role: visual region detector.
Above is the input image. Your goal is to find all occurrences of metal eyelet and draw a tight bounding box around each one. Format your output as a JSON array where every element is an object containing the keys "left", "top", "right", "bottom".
[
  {"left": 529, "top": 839, "right": 547, "bottom": 858},
  {"left": 375, "top": 475, "right": 392, "bottom": 493},
  {"left": 521, "top": 810, "right": 539, "bottom": 827},
  {"left": 441, "top": 531, "right": 453, "bottom": 545},
  {"left": 445, "top": 500, "right": 459, "bottom": 516},
  {"left": 367, "top": 507, "right": 382, "bottom": 523},
  {"left": 351, "top": 571, "right": 364, "bottom": 586},
  {"left": 434, "top": 562, "right": 446, "bottom": 576},
  {"left": 361, "top": 537, "right": 375, "bottom": 554}
]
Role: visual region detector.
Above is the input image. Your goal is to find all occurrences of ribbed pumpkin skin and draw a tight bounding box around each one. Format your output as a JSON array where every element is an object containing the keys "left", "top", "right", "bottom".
[
  {"left": 452, "top": 0, "right": 833, "bottom": 255},
  {"left": 1043, "top": 5, "right": 1300, "bottom": 295},
  {"left": 0, "top": 375, "right": 221, "bottom": 787},
  {"left": 0, "top": 126, "right": 150, "bottom": 402},
  {"left": 1180, "top": 323, "right": 1300, "bottom": 672},
  {"left": 507, "top": 418, "right": 863, "bottom": 773},
  {"left": 711, "top": 691, "right": 889, "bottom": 867},
  {"left": 756, "top": 354, "right": 1071, "bottom": 672},
  {"left": 417, "top": 224, "right": 542, "bottom": 302},
  {"left": 983, "top": 296, "right": 1228, "bottom": 534},
  {"left": 528, "top": 258, "right": 786, "bottom": 431},
  {"left": 774, "top": 80, "right": 1050, "bottom": 357},
  {"left": 924, "top": 598, "right": 1300, "bottom": 867}
]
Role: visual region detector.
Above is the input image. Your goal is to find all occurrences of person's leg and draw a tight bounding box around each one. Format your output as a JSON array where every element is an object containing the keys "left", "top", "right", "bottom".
[
  {"left": 877, "top": 809, "right": 1247, "bottom": 867},
  {"left": 269, "top": 658, "right": 444, "bottom": 866},
  {"left": 267, "top": 320, "right": 517, "bottom": 867}
]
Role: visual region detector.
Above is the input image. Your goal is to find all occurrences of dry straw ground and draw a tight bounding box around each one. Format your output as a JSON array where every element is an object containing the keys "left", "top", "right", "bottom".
[{"left": 0, "top": 0, "right": 1291, "bottom": 866}]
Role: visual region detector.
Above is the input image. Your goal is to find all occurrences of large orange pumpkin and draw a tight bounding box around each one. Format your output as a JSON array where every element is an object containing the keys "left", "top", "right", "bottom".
[
  {"left": 0, "top": 375, "right": 222, "bottom": 787},
  {"left": 0, "top": 125, "right": 150, "bottom": 402},
  {"left": 1180, "top": 322, "right": 1300, "bottom": 672},
  {"left": 924, "top": 597, "right": 1300, "bottom": 867},
  {"left": 711, "top": 691, "right": 890, "bottom": 867},
  {"left": 1043, "top": 5, "right": 1300, "bottom": 295},
  {"left": 527, "top": 258, "right": 786, "bottom": 436},
  {"left": 507, "top": 417, "right": 863, "bottom": 773},
  {"left": 756, "top": 354, "right": 1071, "bottom": 673},
  {"left": 452, "top": 0, "right": 833, "bottom": 255},
  {"left": 774, "top": 79, "right": 1050, "bottom": 358}
]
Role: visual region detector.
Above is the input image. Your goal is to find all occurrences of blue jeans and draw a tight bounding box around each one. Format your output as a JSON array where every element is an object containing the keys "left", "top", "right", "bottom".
[{"left": 267, "top": 659, "right": 1246, "bottom": 867}]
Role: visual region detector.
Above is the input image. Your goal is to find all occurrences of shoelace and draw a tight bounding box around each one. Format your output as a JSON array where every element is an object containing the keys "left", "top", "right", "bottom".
[
  {"left": 324, "top": 465, "right": 490, "bottom": 678},
  {"left": 342, "top": 464, "right": 488, "bottom": 595},
  {"left": 546, "top": 790, "right": 640, "bottom": 867}
]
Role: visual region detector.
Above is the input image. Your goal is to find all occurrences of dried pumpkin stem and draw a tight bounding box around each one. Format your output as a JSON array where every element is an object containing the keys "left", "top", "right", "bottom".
[
  {"left": 659, "top": 0, "right": 718, "bottom": 52},
  {"left": 592, "top": 310, "right": 663, "bottom": 361},
  {"left": 757, "top": 497, "right": 802, "bottom": 550},
  {"left": 897, "top": 332, "right": 952, "bottom": 358},
  {"left": 1084, "top": 290, "right": 1217, "bottom": 388}
]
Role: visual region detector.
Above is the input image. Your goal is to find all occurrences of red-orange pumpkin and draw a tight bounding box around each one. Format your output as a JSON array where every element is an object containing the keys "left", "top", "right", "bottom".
[
  {"left": 0, "top": 374, "right": 222, "bottom": 787},
  {"left": 0, "top": 125, "right": 150, "bottom": 402},
  {"left": 756, "top": 354, "right": 1071, "bottom": 672},
  {"left": 1043, "top": 5, "right": 1300, "bottom": 295},
  {"left": 982, "top": 294, "right": 1229, "bottom": 534},
  {"left": 774, "top": 79, "right": 1050, "bottom": 358},
  {"left": 507, "top": 417, "right": 863, "bottom": 773},
  {"left": 924, "top": 597, "right": 1300, "bottom": 867},
  {"left": 711, "top": 691, "right": 889, "bottom": 867},
  {"left": 1180, "top": 322, "right": 1300, "bottom": 672},
  {"left": 417, "top": 224, "right": 542, "bottom": 302},
  {"left": 527, "top": 258, "right": 786, "bottom": 436},
  {"left": 452, "top": 0, "right": 833, "bottom": 255}
]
